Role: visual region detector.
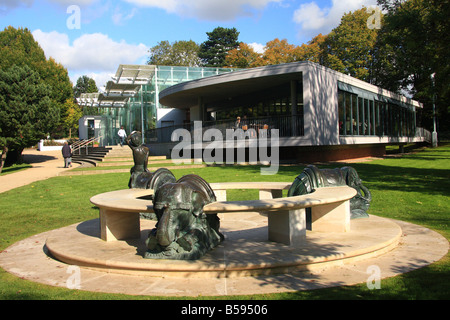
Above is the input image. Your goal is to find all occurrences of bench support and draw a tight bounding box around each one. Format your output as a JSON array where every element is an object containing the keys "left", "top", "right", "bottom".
[
  {"left": 99, "top": 209, "right": 141, "bottom": 242},
  {"left": 310, "top": 201, "right": 350, "bottom": 233},
  {"left": 268, "top": 209, "right": 306, "bottom": 246}
]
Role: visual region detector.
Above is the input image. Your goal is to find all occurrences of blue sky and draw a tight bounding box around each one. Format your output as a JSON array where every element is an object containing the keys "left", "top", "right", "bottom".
[{"left": 1, "top": 0, "right": 377, "bottom": 89}]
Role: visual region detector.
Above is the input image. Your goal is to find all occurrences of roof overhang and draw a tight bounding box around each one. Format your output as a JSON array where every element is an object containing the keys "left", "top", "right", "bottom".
[
  {"left": 159, "top": 62, "right": 309, "bottom": 109},
  {"left": 112, "top": 64, "right": 156, "bottom": 84}
]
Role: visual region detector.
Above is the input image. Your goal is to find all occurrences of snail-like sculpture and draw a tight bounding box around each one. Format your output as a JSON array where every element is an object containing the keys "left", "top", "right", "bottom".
[{"left": 288, "top": 165, "right": 371, "bottom": 219}]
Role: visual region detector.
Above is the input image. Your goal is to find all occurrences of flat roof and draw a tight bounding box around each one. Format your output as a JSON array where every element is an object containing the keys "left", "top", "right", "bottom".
[
  {"left": 159, "top": 61, "right": 422, "bottom": 109},
  {"left": 159, "top": 63, "right": 306, "bottom": 109}
]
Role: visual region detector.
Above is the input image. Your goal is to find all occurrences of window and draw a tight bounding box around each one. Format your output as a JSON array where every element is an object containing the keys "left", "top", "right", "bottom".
[{"left": 338, "top": 86, "right": 416, "bottom": 138}]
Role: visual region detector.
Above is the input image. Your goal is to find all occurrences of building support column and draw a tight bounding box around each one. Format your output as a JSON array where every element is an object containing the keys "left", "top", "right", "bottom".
[{"left": 291, "top": 80, "right": 298, "bottom": 136}]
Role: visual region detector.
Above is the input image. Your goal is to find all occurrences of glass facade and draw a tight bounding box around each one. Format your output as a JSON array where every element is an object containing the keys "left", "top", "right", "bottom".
[
  {"left": 338, "top": 82, "right": 417, "bottom": 138},
  {"left": 89, "top": 66, "right": 238, "bottom": 145}
]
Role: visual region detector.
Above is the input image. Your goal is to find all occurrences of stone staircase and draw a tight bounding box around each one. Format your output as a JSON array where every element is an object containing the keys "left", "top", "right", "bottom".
[
  {"left": 72, "top": 145, "right": 168, "bottom": 167},
  {"left": 71, "top": 146, "right": 112, "bottom": 166}
]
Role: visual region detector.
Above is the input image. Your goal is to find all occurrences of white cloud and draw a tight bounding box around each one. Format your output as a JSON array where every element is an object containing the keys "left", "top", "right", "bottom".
[
  {"left": 32, "top": 30, "right": 149, "bottom": 72},
  {"left": 112, "top": 7, "right": 138, "bottom": 25},
  {"left": 70, "top": 71, "right": 114, "bottom": 90},
  {"left": 249, "top": 42, "right": 265, "bottom": 54},
  {"left": 32, "top": 30, "right": 149, "bottom": 87},
  {"left": 123, "top": 0, "right": 284, "bottom": 21},
  {"left": 293, "top": 0, "right": 378, "bottom": 38}
]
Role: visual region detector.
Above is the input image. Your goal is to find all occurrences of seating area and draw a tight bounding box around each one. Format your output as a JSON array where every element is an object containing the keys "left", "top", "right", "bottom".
[{"left": 89, "top": 183, "right": 356, "bottom": 245}]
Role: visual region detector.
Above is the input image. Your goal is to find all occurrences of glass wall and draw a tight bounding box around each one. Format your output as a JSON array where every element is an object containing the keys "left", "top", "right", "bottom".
[
  {"left": 210, "top": 80, "right": 305, "bottom": 137},
  {"left": 338, "top": 82, "right": 417, "bottom": 138},
  {"left": 94, "top": 66, "right": 238, "bottom": 145}
]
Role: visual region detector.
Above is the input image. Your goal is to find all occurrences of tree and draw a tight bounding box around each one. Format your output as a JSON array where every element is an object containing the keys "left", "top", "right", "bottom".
[
  {"left": 321, "top": 8, "right": 380, "bottom": 83},
  {"left": 148, "top": 40, "right": 202, "bottom": 67},
  {"left": 260, "top": 38, "right": 298, "bottom": 66},
  {"left": 62, "top": 99, "right": 83, "bottom": 139},
  {"left": 199, "top": 27, "right": 240, "bottom": 67},
  {"left": 73, "top": 75, "right": 98, "bottom": 98},
  {"left": 374, "top": 0, "right": 450, "bottom": 132},
  {"left": 0, "top": 65, "right": 60, "bottom": 172},
  {"left": 293, "top": 33, "right": 327, "bottom": 65},
  {"left": 224, "top": 42, "right": 262, "bottom": 68},
  {"left": 0, "top": 26, "right": 73, "bottom": 138}
]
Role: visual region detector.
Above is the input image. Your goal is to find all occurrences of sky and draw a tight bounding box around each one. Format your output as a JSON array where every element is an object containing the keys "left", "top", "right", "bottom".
[{"left": 1, "top": 0, "right": 378, "bottom": 90}]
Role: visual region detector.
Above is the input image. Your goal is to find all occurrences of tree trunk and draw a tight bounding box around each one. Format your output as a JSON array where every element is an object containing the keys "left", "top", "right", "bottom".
[{"left": 5, "top": 148, "right": 23, "bottom": 167}]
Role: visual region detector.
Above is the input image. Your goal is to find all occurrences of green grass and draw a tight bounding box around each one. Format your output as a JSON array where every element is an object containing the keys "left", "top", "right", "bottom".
[
  {"left": 0, "top": 163, "right": 32, "bottom": 176},
  {"left": 0, "top": 143, "right": 449, "bottom": 300}
]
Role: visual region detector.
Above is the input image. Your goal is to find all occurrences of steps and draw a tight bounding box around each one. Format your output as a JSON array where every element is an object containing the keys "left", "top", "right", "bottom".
[
  {"left": 72, "top": 146, "right": 112, "bottom": 166},
  {"left": 72, "top": 145, "right": 168, "bottom": 167}
]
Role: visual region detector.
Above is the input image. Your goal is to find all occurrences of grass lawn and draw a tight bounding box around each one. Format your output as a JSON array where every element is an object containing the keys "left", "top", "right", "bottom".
[
  {"left": 0, "top": 143, "right": 449, "bottom": 300},
  {"left": 0, "top": 163, "right": 32, "bottom": 176}
]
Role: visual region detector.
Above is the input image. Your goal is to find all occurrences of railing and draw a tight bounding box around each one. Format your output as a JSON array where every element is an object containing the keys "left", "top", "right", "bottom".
[
  {"left": 146, "top": 115, "right": 305, "bottom": 143},
  {"left": 72, "top": 136, "right": 103, "bottom": 155},
  {"left": 416, "top": 127, "right": 432, "bottom": 143}
]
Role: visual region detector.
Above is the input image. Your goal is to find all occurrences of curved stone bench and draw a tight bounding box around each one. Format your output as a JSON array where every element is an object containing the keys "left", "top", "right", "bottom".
[
  {"left": 204, "top": 186, "right": 356, "bottom": 245},
  {"left": 90, "top": 188, "right": 155, "bottom": 242},
  {"left": 90, "top": 183, "right": 356, "bottom": 245}
]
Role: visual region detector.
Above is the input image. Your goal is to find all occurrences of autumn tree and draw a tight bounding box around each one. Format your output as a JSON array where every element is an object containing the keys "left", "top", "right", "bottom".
[
  {"left": 148, "top": 40, "right": 202, "bottom": 67},
  {"left": 199, "top": 27, "right": 240, "bottom": 67},
  {"left": 63, "top": 99, "right": 83, "bottom": 139},
  {"left": 224, "top": 42, "right": 262, "bottom": 68},
  {"left": 293, "top": 33, "right": 327, "bottom": 65},
  {"left": 260, "top": 38, "right": 297, "bottom": 66}
]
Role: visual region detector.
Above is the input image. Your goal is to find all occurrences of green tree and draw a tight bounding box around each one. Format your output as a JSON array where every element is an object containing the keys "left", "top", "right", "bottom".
[
  {"left": 199, "top": 27, "right": 240, "bottom": 67},
  {"left": 148, "top": 40, "right": 201, "bottom": 67},
  {"left": 374, "top": 0, "right": 450, "bottom": 133},
  {"left": 0, "top": 65, "right": 60, "bottom": 172},
  {"left": 0, "top": 26, "right": 73, "bottom": 164},
  {"left": 73, "top": 75, "right": 98, "bottom": 98},
  {"left": 321, "top": 8, "right": 380, "bottom": 83}
]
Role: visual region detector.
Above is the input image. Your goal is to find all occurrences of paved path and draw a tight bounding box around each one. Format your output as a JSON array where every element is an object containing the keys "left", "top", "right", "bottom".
[{"left": 0, "top": 148, "right": 80, "bottom": 194}]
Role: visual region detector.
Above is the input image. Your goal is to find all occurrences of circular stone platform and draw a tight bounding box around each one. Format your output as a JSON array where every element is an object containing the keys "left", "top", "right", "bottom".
[{"left": 0, "top": 213, "right": 448, "bottom": 297}]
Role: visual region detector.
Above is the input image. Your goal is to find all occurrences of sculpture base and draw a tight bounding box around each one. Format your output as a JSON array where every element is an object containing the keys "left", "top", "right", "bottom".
[
  {"left": 44, "top": 212, "right": 401, "bottom": 277},
  {"left": 1, "top": 212, "right": 448, "bottom": 297}
]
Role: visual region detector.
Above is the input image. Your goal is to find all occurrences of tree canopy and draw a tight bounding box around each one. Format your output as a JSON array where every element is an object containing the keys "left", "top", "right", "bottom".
[
  {"left": 148, "top": 40, "right": 202, "bottom": 67},
  {"left": 199, "top": 27, "right": 240, "bottom": 67},
  {"left": 0, "top": 26, "right": 73, "bottom": 167},
  {"left": 0, "top": 65, "right": 60, "bottom": 171}
]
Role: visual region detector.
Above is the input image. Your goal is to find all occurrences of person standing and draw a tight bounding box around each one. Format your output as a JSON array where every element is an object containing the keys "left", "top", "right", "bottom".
[
  {"left": 118, "top": 126, "right": 127, "bottom": 146},
  {"left": 62, "top": 141, "right": 72, "bottom": 168}
]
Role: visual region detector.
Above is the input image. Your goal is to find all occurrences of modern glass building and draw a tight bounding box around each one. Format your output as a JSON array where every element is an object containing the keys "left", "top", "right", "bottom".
[
  {"left": 155, "top": 61, "right": 429, "bottom": 162},
  {"left": 77, "top": 65, "right": 239, "bottom": 146},
  {"left": 77, "top": 61, "right": 430, "bottom": 162}
]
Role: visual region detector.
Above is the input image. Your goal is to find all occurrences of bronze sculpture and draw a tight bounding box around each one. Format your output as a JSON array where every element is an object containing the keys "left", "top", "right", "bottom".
[
  {"left": 126, "top": 131, "right": 150, "bottom": 188},
  {"left": 144, "top": 174, "right": 224, "bottom": 260},
  {"left": 288, "top": 164, "right": 371, "bottom": 219}
]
